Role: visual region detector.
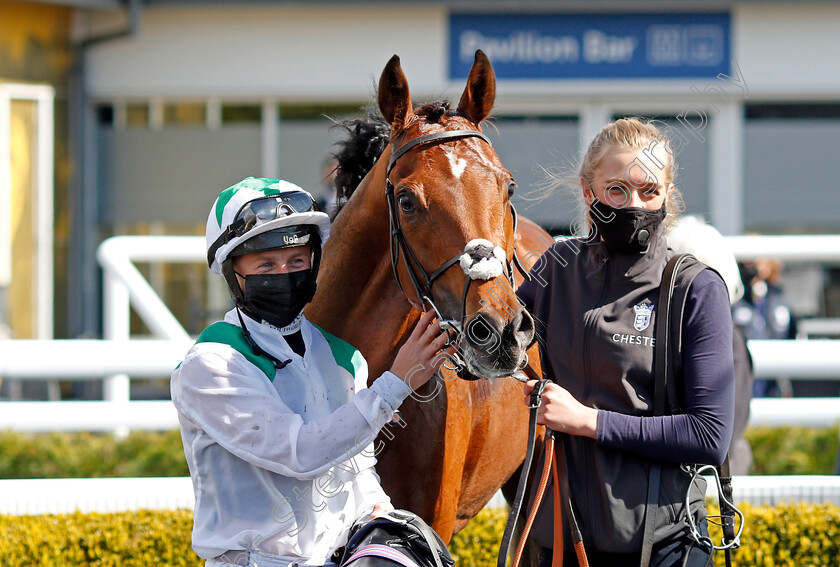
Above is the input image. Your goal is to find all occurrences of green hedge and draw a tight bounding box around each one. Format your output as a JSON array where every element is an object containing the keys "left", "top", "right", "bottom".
[
  {"left": 1, "top": 503, "right": 838, "bottom": 567},
  {"left": 0, "top": 430, "right": 188, "bottom": 478},
  {"left": 0, "top": 510, "right": 202, "bottom": 566},
  {"left": 449, "top": 507, "right": 508, "bottom": 566},
  {"left": 0, "top": 426, "right": 837, "bottom": 478},
  {"left": 744, "top": 425, "right": 839, "bottom": 475},
  {"left": 731, "top": 503, "right": 840, "bottom": 567}
]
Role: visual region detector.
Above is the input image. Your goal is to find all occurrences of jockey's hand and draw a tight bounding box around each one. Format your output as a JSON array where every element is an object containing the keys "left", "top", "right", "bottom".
[
  {"left": 523, "top": 380, "right": 598, "bottom": 439},
  {"left": 371, "top": 501, "right": 394, "bottom": 518},
  {"left": 390, "top": 310, "right": 458, "bottom": 391}
]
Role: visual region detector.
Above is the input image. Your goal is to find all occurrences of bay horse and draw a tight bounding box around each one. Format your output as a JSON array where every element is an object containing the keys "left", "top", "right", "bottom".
[{"left": 306, "top": 51, "right": 553, "bottom": 540}]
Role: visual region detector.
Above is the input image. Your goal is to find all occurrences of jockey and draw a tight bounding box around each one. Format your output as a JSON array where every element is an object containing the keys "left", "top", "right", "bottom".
[{"left": 171, "top": 177, "right": 455, "bottom": 567}]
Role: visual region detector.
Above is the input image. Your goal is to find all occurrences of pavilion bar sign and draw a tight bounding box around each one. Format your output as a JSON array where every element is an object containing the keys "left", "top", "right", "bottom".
[{"left": 449, "top": 12, "right": 731, "bottom": 80}]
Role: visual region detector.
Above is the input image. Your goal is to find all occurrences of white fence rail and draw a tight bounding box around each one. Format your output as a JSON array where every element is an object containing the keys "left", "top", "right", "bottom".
[
  {"left": 1, "top": 338, "right": 837, "bottom": 381},
  {"left": 0, "top": 477, "right": 195, "bottom": 516},
  {"left": 1, "top": 235, "right": 840, "bottom": 432},
  {"left": 726, "top": 234, "right": 840, "bottom": 264},
  {"left": 1, "top": 475, "right": 837, "bottom": 516},
  {"left": 0, "top": 340, "right": 191, "bottom": 379},
  {"left": 0, "top": 397, "right": 837, "bottom": 433},
  {"left": 0, "top": 401, "right": 179, "bottom": 432}
]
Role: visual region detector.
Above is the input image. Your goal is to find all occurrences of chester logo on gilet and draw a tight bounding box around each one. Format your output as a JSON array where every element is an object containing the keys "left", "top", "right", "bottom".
[{"left": 633, "top": 302, "right": 654, "bottom": 332}]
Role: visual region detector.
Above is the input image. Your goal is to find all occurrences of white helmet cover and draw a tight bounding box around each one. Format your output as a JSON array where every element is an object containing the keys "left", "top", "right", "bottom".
[{"left": 206, "top": 177, "right": 331, "bottom": 274}]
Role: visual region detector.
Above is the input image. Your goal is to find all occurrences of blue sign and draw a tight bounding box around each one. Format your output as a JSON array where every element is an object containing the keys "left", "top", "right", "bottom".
[{"left": 449, "top": 13, "right": 730, "bottom": 80}]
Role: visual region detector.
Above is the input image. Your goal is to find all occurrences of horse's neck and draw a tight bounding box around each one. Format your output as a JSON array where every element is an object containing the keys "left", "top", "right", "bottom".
[{"left": 308, "top": 161, "right": 417, "bottom": 375}]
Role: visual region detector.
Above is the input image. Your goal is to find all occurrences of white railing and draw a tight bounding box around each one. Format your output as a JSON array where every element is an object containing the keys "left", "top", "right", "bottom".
[
  {"left": 726, "top": 234, "right": 840, "bottom": 264},
  {"left": 1, "top": 235, "right": 840, "bottom": 432},
  {"left": 0, "top": 477, "right": 195, "bottom": 516},
  {"left": 1, "top": 338, "right": 835, "bottom": 381},
  {"left": 0, "top": 339, "right": 191, "bottom": 379},
  {"left": 0, "top": 401, "right": 178, "bottom": 432},
  {"left": 2, "top": 475, "right": 838, "bottom": 516},
  {"left": 0, "top": 396, "right": 837, "bottom": 432},
  {"left": 97, "top": 236, "right": 196, "bottom": 403},
  {"left": 0, "top": 339, "right": 838, "bottom": 430}
]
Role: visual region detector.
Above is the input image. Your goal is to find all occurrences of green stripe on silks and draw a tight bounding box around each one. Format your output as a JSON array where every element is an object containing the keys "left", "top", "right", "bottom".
[
  {"left": 196, "top": 322, "right": 276, "bottom": 381},
  {"left": 194, "top": 321, "right": 364, "bottom": 383},
  {"left": 214, "top": 178, "right": 283, "bottom": 226},
  {"left": 311, "top": 324, "right": 365, "bottom": 379}
]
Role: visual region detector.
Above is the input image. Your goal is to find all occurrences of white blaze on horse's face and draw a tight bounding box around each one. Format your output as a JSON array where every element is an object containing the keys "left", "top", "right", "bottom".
[{"left": 443, "top": 146, "right": 468, "bottom": 180}]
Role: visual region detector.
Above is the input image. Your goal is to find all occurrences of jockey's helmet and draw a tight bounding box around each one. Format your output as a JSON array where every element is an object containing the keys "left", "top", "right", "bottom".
[{"left": 206, "top": 177, "right": 330, "bottom": 313}]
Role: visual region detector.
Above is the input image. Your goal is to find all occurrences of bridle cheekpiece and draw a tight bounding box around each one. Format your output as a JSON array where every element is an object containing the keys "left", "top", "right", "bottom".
[{"left": 384, "top": 128, "right": 531, "bottom": 377}]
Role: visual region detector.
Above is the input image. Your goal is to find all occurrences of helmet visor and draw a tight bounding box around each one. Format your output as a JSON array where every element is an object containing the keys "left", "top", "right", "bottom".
[
  {"left": 232, "top": 192, "right": 318, "bottom": 237},
  {"left": 208, "top": 191, "right": 319, "bottom": 267}
]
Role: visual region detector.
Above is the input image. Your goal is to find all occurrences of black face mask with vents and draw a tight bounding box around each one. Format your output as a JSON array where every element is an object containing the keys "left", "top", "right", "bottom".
[
  {"left": 239, "top": 269, "right": 317, "bottom": 329},
  {"left": 589, "top": 200, "right": 666, "bottom": 255}
]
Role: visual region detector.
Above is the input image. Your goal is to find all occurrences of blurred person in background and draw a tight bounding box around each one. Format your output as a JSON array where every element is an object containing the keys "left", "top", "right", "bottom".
[
  {"left": 732, "top": 257, "right": 796, "bottom": 398},
  {"left": 668, "top": 215, "right": 754, "bottom": 476},
  {"left": 171, "top": 177, "right": 454, "bottom": 567}
]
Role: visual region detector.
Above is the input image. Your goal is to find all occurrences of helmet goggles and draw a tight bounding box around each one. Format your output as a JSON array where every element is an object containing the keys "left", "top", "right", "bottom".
[
  {"left": 233, "top": 192, "right": 318, "bottom": 236},
  {"left": 208, "top": 191, "right": 319, "bottom": 267}
]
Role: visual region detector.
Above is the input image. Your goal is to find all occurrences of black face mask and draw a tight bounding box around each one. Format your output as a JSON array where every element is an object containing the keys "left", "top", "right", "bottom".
[
  {"left": 589, "top": 200, "right": 666, "bottom": 254},
  {"left": 239, "top": 269, "right": 317, "bottom": 329}
]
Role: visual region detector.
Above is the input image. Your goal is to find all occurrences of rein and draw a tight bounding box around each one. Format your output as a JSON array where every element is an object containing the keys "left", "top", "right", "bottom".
[
  {"left": 497, "top": 365, "right": 590, "bottom": 567},
  {"left": 384, "top": 129, "right": 530, "bottom": 359}
]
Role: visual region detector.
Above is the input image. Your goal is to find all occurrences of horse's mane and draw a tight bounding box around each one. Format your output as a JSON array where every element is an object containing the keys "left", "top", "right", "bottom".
[
  {"left": 331, "top": 110, "right": 390, "bottom": 217},
  {"left": 331, "top": 101, "right": 455, "bottom": 217}
]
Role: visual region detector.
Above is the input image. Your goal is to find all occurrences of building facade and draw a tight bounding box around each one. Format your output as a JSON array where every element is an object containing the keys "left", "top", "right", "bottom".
[{"left": 5, "top": 0, "right": 840, "bottom": 342}]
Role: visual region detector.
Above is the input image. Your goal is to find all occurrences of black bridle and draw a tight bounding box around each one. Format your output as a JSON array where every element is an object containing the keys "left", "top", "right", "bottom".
[{"left": 384, "top": 128, "right": 531, "bottom": 355}]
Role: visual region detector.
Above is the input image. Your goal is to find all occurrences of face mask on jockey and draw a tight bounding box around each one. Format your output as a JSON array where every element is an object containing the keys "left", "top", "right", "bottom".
[
  {"left": 221, "top": 225, "right": 322, "bottom": 329},
  {"left": 589, "top": 200, "right": 666, "bottom": 255},
  {"left": 236, "top": 268, "right": 318, "bottom": 330}
]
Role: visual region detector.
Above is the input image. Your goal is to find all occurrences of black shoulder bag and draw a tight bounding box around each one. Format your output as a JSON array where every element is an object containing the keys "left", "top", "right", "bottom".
[{"left": 640, "top": 254, "right": 742, "bottom": 567}]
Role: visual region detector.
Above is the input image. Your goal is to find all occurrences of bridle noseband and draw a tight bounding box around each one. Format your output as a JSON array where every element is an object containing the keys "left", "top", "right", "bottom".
[{"left": 384, "top": 128, "right": 531, "bottom": 368}]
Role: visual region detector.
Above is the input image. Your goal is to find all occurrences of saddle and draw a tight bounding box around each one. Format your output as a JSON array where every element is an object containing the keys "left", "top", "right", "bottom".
[{"left": 339, "top": 510, "right": 454, "bottom": 567}]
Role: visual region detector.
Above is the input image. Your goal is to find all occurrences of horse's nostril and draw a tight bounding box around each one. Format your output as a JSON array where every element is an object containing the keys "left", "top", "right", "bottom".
[
  {"left": 465, "top": 314, "right": 501, "bottom": 351},
  {"left": 517, "top": 309, "right": 535, "bottom": 341}
]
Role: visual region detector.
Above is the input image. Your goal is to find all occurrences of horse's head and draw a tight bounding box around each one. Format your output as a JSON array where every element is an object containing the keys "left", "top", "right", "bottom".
[{"left": 378, "top": 51, "right": 535, "bottom": 380}]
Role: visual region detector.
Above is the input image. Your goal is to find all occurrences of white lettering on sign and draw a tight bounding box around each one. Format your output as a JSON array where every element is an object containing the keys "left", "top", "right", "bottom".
[
  {"left": 583, "top": 31, "right": 638, "bottom": 63},
  {"left": 460, "top": 31, "right": 579, "bottom": 64}
]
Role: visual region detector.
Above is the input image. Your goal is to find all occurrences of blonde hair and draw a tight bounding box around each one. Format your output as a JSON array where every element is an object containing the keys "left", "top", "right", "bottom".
[{"left": 574, "top": 117, "right": 684, "bottom": 234}]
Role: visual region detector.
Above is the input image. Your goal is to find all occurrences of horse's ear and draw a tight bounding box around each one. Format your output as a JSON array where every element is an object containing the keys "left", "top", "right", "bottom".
[
  {"left": 457, "top": 49, "right": 496, "bottom": 125},
  {"left": 378, "top": 54, "right": 413, "bottom": 130}
]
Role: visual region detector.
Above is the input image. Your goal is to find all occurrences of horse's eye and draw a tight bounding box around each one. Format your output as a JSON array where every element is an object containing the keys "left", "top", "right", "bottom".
[
  {"left": 398, "top": 193, "right": 415, "bottom": 213},
  {"left": 507, "top": 181, "right": 517, "bottom": 198}
]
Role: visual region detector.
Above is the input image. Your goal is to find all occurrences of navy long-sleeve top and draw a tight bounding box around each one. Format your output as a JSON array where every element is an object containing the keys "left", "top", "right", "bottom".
[
  {"left": 595, "top": 269, "right": 735, "bottom": 465},
  {"left": 517, "top": 237, "right": 735, "bottom": 467}
]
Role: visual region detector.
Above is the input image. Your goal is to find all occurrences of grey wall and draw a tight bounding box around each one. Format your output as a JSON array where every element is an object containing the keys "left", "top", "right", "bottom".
[
  {"left": 98, "top": 114, "right": 840, "bottom": 234},
  {"left": 488, "top": 116, "right": 579, "bottom": 232},
  {"left": 99, "top": 125, "right": 262, "bottom": 225},
  {"left": 277, "top": 117, "right": 346, "bottom": 205},
  {"left": 745, "top": 118, "right": 840, "bottom": 232}
]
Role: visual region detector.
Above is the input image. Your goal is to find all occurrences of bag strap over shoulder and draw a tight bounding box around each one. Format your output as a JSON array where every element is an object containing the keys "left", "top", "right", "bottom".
[
  {"left": 658, "top": 255, "right": 708, "bottom": 414},
  {"left": 641, "top": 254, "right": 707, "bottom": 567},
  {"left": 643, "top": 253, "right": 738, "bottom": 567}
]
